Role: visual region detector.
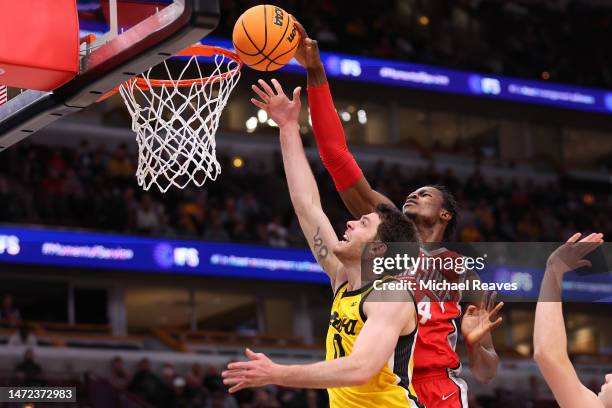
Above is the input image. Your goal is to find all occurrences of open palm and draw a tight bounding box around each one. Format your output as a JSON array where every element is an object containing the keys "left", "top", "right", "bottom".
[
  {"left": 461, "top": 291, "right": 504, "bottom": 348},
  {"left": 251, "top": 79, "right": 301, "bottom": 128}
]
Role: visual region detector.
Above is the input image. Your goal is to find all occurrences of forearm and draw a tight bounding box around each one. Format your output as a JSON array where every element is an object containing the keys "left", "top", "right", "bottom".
[
  {"left": 467, "top": 341, "right": 499, "bottom": 384},
  {"left": 277, "top": 356, "right": 369, "bottom": 389},
  {"left": 532, "top": 267, "right": 602, "bottom": 408},
  {"left": 279, "top": 123, "right": 321, "bottom": 211},
  {"left": 307, "top": 80, "right": 363, "bottom": 191},
  {"left": 307, "top": 64, "right": 328, "bottom": 87},
  {"left": 339, "top": 178, "right": 396, "bottom": 218},
  {"left": 534, "top": 271, "right": 567, "bottom": 361}
]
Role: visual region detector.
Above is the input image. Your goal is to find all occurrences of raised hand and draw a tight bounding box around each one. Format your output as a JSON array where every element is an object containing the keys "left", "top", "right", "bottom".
[
  {"left": 546, "top": 232, "right": 604, "bottom": 276},
  {"left": 251, "top": 78, "right": 301, "bottom": 128},
  {"left": 292, "top": 19, "right": 323, "bottom": 70},
  {"left": 461, "top": 290, "right": 504, "bottom": 349}
]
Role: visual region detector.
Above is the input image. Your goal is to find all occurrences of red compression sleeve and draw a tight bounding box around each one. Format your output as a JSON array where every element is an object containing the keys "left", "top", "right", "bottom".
[{"left": 307, "top": 83, "right": 363, "bottom": 191}]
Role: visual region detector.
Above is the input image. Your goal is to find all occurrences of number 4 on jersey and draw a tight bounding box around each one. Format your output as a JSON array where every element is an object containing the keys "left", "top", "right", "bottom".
[{"left": 417, "top": 301, "right": 432, "bottom": 324}]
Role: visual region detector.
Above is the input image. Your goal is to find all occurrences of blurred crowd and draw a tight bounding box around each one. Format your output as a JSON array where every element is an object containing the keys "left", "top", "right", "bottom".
[
  {"left": 216, "top": 0, "right": 612, "bottom": 88},
  {"left": 102, "top": 357, "right": 328, "bottom": 408},
  {"left": 6, "top": 349, "right": 574, "bottom": 408},
  {"left": 0, "top": 142, "right": 610, "bottom": 244},
  {"left": 1, "top": 293, "right": 604, "bottom": 408}
]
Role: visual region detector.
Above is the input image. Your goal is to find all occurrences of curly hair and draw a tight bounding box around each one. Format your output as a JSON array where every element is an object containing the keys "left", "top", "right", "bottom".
[{"left": 373, "top": 204, "right": 418, "bottom": 243}]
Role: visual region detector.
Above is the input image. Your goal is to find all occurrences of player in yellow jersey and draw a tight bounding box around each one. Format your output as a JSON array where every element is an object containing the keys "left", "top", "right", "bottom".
[{"left": 222, "top": 78, "right": 424, "bottom": 408}]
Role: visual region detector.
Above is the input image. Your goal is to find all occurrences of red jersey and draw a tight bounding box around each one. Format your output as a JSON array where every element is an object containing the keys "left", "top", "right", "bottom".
[{"left": 401, "top": 247, "right": 465, "bottom": 376}]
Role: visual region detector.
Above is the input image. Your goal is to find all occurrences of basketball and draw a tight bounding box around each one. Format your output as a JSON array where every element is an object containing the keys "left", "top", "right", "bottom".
[{"left": 232, "top": 5, "right": 300, "bottom": 71}]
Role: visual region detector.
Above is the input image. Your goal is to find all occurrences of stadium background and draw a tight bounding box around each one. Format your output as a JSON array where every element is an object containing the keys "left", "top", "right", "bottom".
[{"left": 1, "top": 0, "right": 611, "bottom": 407}]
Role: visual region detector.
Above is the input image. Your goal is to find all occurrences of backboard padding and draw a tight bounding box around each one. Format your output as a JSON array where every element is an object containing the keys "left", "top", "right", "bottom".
[{"left": 0, "top": 0, "right": 219, "bottom": 152}]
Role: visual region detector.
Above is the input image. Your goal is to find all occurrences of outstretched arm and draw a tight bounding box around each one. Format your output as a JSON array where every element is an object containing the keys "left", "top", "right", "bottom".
[
  {"left": 293, "top": 22, "right": 395, "bottom": 218},
  {"left": 534, "top": 233, "right": 604, "bottom": 408},
  {"left": 251, "top": 79, "right": 342, "bottom": 288},
  {"left": 222, "top": 300, "right": 416, "bottom": 391}
]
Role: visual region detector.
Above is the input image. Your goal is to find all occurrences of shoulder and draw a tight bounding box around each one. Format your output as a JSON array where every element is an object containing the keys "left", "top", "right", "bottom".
[
  {"left": 366, "top": 278, "right": 415, "bottom": 303},
  {"left": 361, "top": 278, "right": 416, "bottom": 319}
]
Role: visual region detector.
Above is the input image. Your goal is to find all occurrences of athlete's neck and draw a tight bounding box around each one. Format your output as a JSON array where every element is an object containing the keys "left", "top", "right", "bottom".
[
  {"left": 338, "top": 261, "right": 362, "bottom": 291},
  {"left": 416, "top": 223, "right": 445, "bottom": 244}
]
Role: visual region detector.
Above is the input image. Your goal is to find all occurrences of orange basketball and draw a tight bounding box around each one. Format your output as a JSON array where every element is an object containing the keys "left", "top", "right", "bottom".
[{"left": 232, "top": 5, "right": 301, "bottom": 71}]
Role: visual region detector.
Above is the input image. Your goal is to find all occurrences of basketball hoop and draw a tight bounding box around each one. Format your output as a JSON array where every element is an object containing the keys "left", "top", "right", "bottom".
[{"left": 101, "top": 44, "right": 242, "bottom": 192}]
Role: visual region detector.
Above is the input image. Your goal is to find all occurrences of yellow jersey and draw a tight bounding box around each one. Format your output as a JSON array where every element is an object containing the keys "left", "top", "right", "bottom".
[{"left": 325, "top": 280, "right": 423, "bottom": 408}]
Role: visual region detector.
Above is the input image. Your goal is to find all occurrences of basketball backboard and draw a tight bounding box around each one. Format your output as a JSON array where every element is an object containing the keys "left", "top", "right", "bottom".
[{"left": 0, "top": 0, "right": 220, "bottom": 152}]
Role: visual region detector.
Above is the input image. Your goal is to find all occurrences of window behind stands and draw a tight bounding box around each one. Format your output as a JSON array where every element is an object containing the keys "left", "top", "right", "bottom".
[{"left": 75, "top": 287, "right": 108, "bottom": 325}]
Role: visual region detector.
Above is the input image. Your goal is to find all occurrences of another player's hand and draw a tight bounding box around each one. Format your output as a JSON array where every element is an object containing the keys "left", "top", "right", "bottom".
[
  {"left": 292, "top": 20, "right": 323, "bottom": 70},
  {"left": 251, "top": 79, "right": 301, "bottom": 129},
  {"left": 461, "top": 291, "right": 504, "bottom": 349},
  {"left": 546, "top": 232, "right": 603, "bottom": 277},
  {"left": 222, "top": 348, "right": 281, "bottom": 393}
]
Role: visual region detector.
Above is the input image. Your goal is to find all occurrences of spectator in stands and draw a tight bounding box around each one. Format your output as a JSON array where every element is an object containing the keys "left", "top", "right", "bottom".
[
  {"left": 136, "top": 194, "right": 161, "bottom": 235},
  {"left": 108, "top": 356, "right": 130, "bottom": 390},
  {"left": 128, "top": 358, "right": 164, "bottom": 407},
  {"left": 161, "top": 362, "right": 176, "bottom": 386},
  {"left": 1, "top": 295, "right": 22, "bottom": 327},
  {"left": 186, "top": 362, "right": 204, "bottom": 389},
  {"left": 183, "top": 363, "right": 208, "bottom": 407},
  {"left": 204, "top": 368, "right": 238, "bottom": 408},
  {"left": 0, "top": 143, "right": 611, "bottom": 246},
  {"left": 277, "top": 387, "right": 309, "bottom": 408},
  {"left": 0, "top": 175, "right": 11, "bottom": 222},
  {"left": 267, "top": 216, "right": 288, "bottom": 247},
  {"left": 204, "top": 211, "right": 230, "bottom": 242},
  {"left": 107, "top": 143, "right": 134, "bottom": 184},
  {"left": 15, "top": 348, "right": 45, "bottom": 386},
  {"left": 8, "top": 323, "right": 37, "bottom": 347},
  {"left": 158, "top": 362, "right": 178, "bottom": 406},
  {"left": 232, "top": 388, "right": 256, "bottom": 407},
  {"left": 169, "top": 376, "right": 195, "bottom": 408},
  {"left": 253, "top": 387, "right": 280, "bottom": 407},
  {"left": 47, "top": 148, "right": 66, "bottom": 174}
]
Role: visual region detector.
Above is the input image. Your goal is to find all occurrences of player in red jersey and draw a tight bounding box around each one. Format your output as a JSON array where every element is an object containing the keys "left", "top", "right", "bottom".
[{"left": 293, "top": 22, "right": 504, "bottom": 408}]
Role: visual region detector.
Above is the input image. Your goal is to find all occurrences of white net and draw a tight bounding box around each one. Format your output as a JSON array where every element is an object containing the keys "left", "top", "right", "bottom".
[{"left": 118, "top": 50, "right": 241, "bottom": 192}]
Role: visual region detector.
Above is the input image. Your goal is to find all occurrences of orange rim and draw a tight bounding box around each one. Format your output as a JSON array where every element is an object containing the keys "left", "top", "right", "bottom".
[{"left": 97, "top": 45, "right": 242, "bottom": 101}]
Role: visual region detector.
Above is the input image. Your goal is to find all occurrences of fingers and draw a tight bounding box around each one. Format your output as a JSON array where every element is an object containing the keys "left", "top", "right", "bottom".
[
  {"left": 222, "top": 368, "right": 250, "bottom": 391},
  {"left": 251, "top": 84, "right": 270, "bottom": 102},
  {"left": 270, "top": 79, "right": 285, "bottom": 96},
  {"left": 292, "top": 86, "right": 302, "bottom": 101},
  {"left": 308, "top": 37, "right": 319, "bottom": 52},
  {"left": 223, "top": 375, "right": 246, "bottom": 385},
  {"left": 479, "top": 290, "right": 488, "bottom": 311},
  {"left": 258, "top": 79, "right": 276, "bottom": 97},
  {"left": 227, "top": 361, "right": 251, "bottom": 370},
  {"left": 486, "top": 316, "right": 503, "bottom": 332},
  {"left": 245, "top": 348, "right": 259, "bottom": 359},
  {"left": 577, "top": 233, "right": 604, "bottom": 257},
  {"left": 566, "top": 233, "right": 582, "bottom": 243},
  {"left": 487, "top": 291, "right": 497, "bottom": 311},
  {"left": 579, "top": 232, "right": 603, "bottom": 243},
  {"left": 465, "top": 305, "right": 477, "bottom": 315},
  {"left": 229, "top": 383, "right": 248, "bottom": 393},
  {"left": 488, "top": 301, "right": 504, "bottom": 320},
  {"left": 293, "top": 19, "right": 308, "bottom": 40},
  {"left": 250, "top": 98, "right": 266, "bottom": 110},
  {"left": 251, "top": 80, "right": 273, "bottom": 109},
  {"left": 576, "top": 259, "right": 592, "bottom": 269},
  {"left": 246, "top": 348, "right": 268, "bottom": 362}
]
